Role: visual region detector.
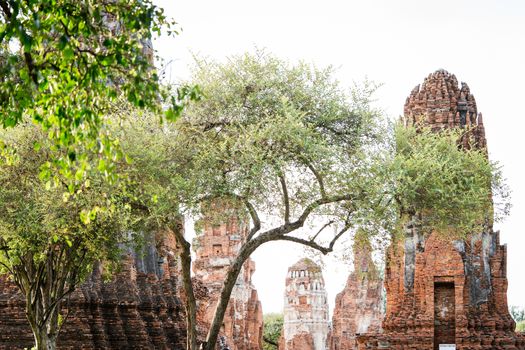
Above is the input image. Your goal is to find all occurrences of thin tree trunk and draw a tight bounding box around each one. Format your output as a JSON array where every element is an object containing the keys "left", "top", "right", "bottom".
[
  {"left": 204, "top": 245, "right": 251, "bottom": 350},
  {"left": 203, "top": 196, "right": 349, "bottom": 349},
  {"left": 204, "top": 232, "right": 281, "bottom": 350},
  {"left": 172, "top": 225, "right": 198, "bottom": 350},
  {"left": 204, "top": 223, "right": 303, "bottom": 350},
  {"left": 27, "top": 307, "right": 59, "bottom": 350},
  {"left": 32, "top": 326, "right": 57, "bottom": 350}
]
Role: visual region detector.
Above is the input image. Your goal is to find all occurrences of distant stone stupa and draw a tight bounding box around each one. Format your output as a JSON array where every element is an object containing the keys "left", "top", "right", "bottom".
[
  {"left": 281, "top": 258, "right": 330, "bottom": 350},
  {"left": 331, "top": 231, "right": 384, "bottom": 350}
]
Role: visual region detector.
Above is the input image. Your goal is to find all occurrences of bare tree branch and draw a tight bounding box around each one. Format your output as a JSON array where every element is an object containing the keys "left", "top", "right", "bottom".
[
  {"left": 279, "top": 174, "right": 290, "bottom": 224},
  {"left": 278, "top": 223, "right": 350, "bottom": 254},
  {"left": 296, "top": 194, "right": 354, "bottom": 224},
  {"left": 263, "top": 335, "right": 278, "bottom": 347},
  {"left": 204, "top": 194, "right": 356, "bottom": 349},
  {"left": 244, "top": 199, "right": 261, "bottom": 241},
  {"left": 305, "top": 161, "right": 326, "bottom": 199},
  {"left": 0, "top": 0, "right": 12, "bottom": 20},
  {"left": 310, "top": 220, "right": 334, "bottom": 242}
]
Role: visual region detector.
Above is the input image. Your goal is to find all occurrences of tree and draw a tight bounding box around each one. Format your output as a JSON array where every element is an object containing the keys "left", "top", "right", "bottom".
[
  {"left": 510, "top": 306, "right": 525, "bottom": 323},
  {"left": 0, "top": 125, "right": 130, "bottom": 350},
  {"left": 510, "top": 306, "right": 525, "bottom": 332},
  {"left": 117, "top": 52, "right": 506, "bottom": 350},
  {"left": 0, "top": 0, "right": 196, "bottom": 186},
  {"left": 263, "top": 313, "right": 283, "bottom": 350}
]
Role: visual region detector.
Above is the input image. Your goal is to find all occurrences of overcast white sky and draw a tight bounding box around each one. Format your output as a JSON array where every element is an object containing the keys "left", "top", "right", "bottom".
[{"left": 153, "top": 0, "right": 525, "bottom": 315}]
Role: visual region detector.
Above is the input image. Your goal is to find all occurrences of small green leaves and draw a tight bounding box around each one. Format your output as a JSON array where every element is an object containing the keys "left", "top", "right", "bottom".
[
  {"left": 0, "top": 0, "right": 181, "bottom": 191},
  {"left": 391, "top": 123, "right": 506, "bottom": 237},
  {"left": 58, "top": 35, "right": 68, "bottom": 50},
  {"left": 63, "top": 46, "right": 74, "bottom": 60}
]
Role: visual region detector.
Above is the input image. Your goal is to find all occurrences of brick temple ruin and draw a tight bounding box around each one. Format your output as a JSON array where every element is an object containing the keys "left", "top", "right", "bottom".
[
  {"left": 357, "top": 70, "right": 525, "bottom": 350},
  {"left": 2, "top": 70, "right": 525, "bottom": 350},
  {"left": 193, "top": 200, "right": 263, "bottom": 350},
  {"left": 330, "top": 232, "right": 383, "bottom": 350},
  {"left": 280, "top": 258, "right": 330, "bottom": 350},
  {"left": 0, "top": 199, "right": 265, "bottom": 350},
  {"left": 0, "top": 230, "right": 188, "bottom": 349}
]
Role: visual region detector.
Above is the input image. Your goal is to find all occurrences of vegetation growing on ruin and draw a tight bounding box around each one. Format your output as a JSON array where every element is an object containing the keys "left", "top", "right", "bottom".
[
  {"left": 263, "top": 313, "right": 283, "bottom": 350},
  {"left": 391, "top": 123, "right": 509, "bottom": 238}
]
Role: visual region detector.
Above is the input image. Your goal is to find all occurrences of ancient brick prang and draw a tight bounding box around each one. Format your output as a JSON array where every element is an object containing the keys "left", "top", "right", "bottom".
[
  {"left": 358, "top": 70, "right": 525, "bottom": 350},
  {"left": 403, "top": 69, "right": 486, "bottom": 148},
  {"left": 330, "top": 234, "right": 383, "bottom": 350},
  {"left": 282, "top": 258, "right": 330, "bottom": 350},
  {"left": 0, "top": 231, "right": 188, "bottom": 349},
  {"left": 193, "top": 200, "right": 263, "bottom": 350}
]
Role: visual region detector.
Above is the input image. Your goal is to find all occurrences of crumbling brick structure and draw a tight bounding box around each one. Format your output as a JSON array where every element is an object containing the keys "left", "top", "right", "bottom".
[
  {"left": 358, "top": 70, "right": 525, "bottom": 350},
  {"left": 330, "top": 233, "right": 383, "bottom": 350},
  {"left": 193, "top": 200, "right": 263, "bottom": 350},
  {"left": 0, "top": 231, "right": 188, "bottom": 349},
  {"left": 281, "top": 258, "right": 330, "bottom": 350}
]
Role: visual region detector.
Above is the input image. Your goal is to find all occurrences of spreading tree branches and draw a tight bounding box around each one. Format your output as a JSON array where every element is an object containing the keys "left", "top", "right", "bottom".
[{"left": 113, "top": 52, "right": 508, "bottom": 350}]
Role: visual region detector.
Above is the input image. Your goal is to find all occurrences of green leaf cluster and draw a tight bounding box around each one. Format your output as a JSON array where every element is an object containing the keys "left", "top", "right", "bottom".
[
  {"left": 391, "top": 123, "right": 508, "bottom": 238},
  {"left": 262, "top": 313, "right": 283, "bottom": 350},
  {"left": 176, "top": 52, "right": 383, "bottom": 221},
  {"left": 0, "top": 0, "right": 196, "bottom": 187},
  {"left": 114, "top": 51, "right": 509, "bottom": 251},
  {"left": 0, "top": 124, "right": 130, "bottom": 288}
]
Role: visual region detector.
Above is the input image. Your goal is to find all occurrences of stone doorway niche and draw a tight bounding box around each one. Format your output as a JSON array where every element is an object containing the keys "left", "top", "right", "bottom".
[{"left": 434, "top": 281, "right": 456, "bottom": 350}]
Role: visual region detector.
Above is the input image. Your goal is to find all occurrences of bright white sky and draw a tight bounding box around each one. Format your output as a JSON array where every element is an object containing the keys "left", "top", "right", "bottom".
[{"left": 153, "top": 0, "right": 525, "bottom": 315}]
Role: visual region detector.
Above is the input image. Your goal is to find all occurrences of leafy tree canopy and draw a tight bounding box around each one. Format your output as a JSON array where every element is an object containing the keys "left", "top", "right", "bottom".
[
  {"left": 390, "top": 123, "right": 509, "bottom": 239},
  {"left": 0, "top": 124, "right": 131, "bottom": 349},
  {"left": 0, "top": 0, "right": 197, "bottom": 188},
  {"left": 111, "top": 51, "right": 509, "bottom": 349}
]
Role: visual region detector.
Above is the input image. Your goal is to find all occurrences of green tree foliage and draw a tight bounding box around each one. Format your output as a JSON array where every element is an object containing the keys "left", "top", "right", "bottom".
[
  {"left": 0, "top": 125, "right": 131, "bottom": 350},
  {"left": 512, "top": 306, "right": 525, "bottom": 332},
  {"left": 113, "top": 51, "right": 508, "bottom": 350},
  {"left": 390, "top": 124, "right": 508, "bottom": 238},
  {"left": 263, "top": 313, "right": 283, "bottom": 350},
  {"left": 0, "top": 0, "right": 196, "bottom": 186},
  {"left": 510, "top": 306, "right": 525, "bottom": 323}
]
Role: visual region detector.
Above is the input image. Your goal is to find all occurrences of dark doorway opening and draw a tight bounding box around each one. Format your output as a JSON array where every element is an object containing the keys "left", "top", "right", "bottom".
[{"left": 434, "top": 282, "right": 455, "bottom": 349}]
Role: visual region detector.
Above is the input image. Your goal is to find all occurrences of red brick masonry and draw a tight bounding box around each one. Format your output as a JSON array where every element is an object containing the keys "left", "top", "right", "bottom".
[{"left": 357, "top": 70, "right": 525, "bottom": 350}]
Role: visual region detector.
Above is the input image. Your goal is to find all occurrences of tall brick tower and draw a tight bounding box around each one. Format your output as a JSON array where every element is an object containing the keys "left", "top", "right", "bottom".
[
  {"left": 330, "top": 233, "right": 383, "bottom": 350},
  {"left": 358, "top": 70, "right": 525, "bottom": 350},
  {"left": 193, "top": 199, "right": 263, "bottom": 350},
  {"left": 281, "top": 258, "right": 330, "bottom": 350}
]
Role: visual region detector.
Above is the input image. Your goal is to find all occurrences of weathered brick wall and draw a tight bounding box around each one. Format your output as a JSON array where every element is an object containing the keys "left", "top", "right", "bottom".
[
  {"left": 358, "top": 70, "right": 525, "bottom": 350},
  {"left": 193, "top": 199, "right": 263, "bottom": 350},
  {"left": 330, "top": 237, "right": 383, "bottom": 350},
  {"left": 0, "top": 231, "right": 188, "bottom": 349}
]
